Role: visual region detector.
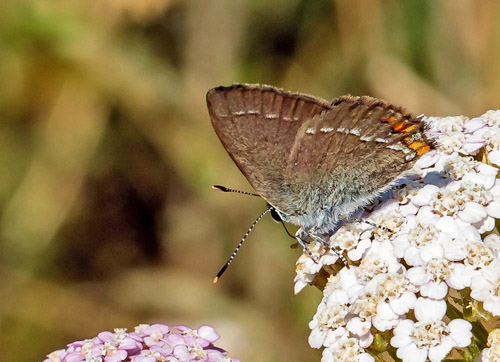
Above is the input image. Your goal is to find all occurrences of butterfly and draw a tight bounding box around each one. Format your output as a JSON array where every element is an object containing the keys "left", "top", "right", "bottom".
[{"left": 207, "top": 84, "right": 432, "bottom": 278}]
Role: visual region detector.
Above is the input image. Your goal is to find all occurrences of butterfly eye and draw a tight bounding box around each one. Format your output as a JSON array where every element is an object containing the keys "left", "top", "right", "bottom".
[{"left": 270, "top": 207, "right": 283, "bottom": 222}]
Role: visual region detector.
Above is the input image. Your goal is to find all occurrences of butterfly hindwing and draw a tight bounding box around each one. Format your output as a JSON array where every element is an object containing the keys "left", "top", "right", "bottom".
[{"left": 286, "top": 95, "right": 427, "bottom": 218}]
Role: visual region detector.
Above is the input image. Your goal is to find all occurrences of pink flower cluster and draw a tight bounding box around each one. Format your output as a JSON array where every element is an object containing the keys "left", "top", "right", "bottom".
[{"left": 43, "top": 324, "right": 240, "bottom": 362}]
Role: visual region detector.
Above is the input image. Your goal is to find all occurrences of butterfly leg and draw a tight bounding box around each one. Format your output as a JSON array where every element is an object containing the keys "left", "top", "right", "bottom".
[
  {"left": 294, "top": 228, "right": 320, "bottom": 262},
  {"left": 309, "top": 232, "right": 331, "bottom": 249},
  {"left": 348, "top": 217, "right": 393, "bottom": 233},
  {"left": 309, "top": 231, "right": 349, "bottom": 267},
  {"left": 294, "top": 228, "right": 309, "bottom": 249}
]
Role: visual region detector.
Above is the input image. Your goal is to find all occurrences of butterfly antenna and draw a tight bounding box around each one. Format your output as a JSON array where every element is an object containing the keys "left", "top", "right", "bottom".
[
  {"left": 212, "top": 185, "right": 260, "bottom": 197},
  {"left": 213, "top": 207, "right": 271, "bottom": 283}
]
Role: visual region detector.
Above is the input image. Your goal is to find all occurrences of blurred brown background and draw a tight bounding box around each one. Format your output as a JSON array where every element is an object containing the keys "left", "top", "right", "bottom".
[{"left": 0, "top": 0, "right": 499, "bottom": 361}]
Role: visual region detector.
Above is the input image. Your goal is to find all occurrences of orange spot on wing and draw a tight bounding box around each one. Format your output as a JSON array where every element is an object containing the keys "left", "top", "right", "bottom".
[
  {"left": 380, "top": 115, "right": 397, "bottom": 123},
  {"left": 393, "top": 122, "right": 418, "bottom": 133},
  {"left": 417, "top": 145, "right": 431, "bottom": 155},
  {"left": 402, "top": 124, "right": 417, "bottom": 133},
  {"left": 392, "top": 121, "right": 406, "bottom": 132},
  {"left": 409, "top": 141, "right": 426, "bottom": 150}
]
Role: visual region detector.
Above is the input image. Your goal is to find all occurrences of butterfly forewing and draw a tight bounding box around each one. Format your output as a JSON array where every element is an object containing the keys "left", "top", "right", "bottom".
[{"left": 207, "top": 84, "right": 333, "bottom": 213}]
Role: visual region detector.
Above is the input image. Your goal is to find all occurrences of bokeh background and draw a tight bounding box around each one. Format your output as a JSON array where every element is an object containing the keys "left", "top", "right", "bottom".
[{"left": 1, "top": 0, "right": 500, "bottom": 361}]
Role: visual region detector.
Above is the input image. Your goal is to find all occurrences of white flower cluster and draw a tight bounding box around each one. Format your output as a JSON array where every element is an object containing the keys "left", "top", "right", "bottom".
[
  {"left": 480, "top": 328, "right": 500, "bottom": 361},
  {"left": 296, "top": 110, "right": 500, "bottom": 362}
]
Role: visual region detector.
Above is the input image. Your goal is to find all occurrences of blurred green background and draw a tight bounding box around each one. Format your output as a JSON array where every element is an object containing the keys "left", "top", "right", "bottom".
[{"left": 1, "top": 0, "right": 499, "bottom": 361}]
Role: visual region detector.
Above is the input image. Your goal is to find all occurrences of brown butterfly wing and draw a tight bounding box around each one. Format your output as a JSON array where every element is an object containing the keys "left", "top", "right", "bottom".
[
  {"left": 285, "top": 95, "right": 431, "bottom": 216},
  {"left": 207, "top": 84, "right": 333, "bottom": 213}
]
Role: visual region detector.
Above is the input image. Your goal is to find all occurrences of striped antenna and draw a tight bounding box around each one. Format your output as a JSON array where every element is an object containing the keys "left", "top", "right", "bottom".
[
  {"left": 212, "top": 184, "right": 260, "bottom": 197},
  {"left": 213, "top": 206, "right": 271, "bottom": 283}
]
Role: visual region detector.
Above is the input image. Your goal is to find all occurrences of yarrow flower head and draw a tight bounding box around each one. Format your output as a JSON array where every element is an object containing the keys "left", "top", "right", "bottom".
[
  {"left": 480, "top": 328, "right": 500, "bottom": 361},
  {"left": 42, "top": 324, "right": 240, "bottom": 362},
  {"left": 295, "top": 110, "right": 500, "bottom": 361}
]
